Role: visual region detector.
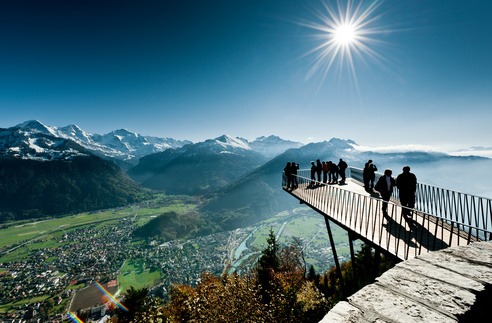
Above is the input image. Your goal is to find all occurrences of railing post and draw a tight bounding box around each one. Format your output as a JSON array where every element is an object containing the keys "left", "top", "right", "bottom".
[
  {"left": 323, "top": 215, "right": 344, "bottom": 294},
  {"left": 349, "top": 231, "right": 357, "bottom": 287}
]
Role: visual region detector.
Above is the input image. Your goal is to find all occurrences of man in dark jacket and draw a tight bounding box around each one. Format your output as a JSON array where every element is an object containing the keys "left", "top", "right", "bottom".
[
  {"left": 291, "top": 162, "right": 299, "bottom": 189},
  {"left": 396, "top": 166, "right": 417, "bottom": 222},
  {"left": 363, "top": 160, "right": 378, "bottom": 190},
  {"left": 338, "top": 158, "right": 348, "bottom": 184},
  {"left": 375, "top": 169, "right": 395, "bottom": 215},
  {"left": 284, "top": 162, "right": 292, "bottom": 189},
  {"left": 310, "top": 161, "right": 316, "bottom": 187}
]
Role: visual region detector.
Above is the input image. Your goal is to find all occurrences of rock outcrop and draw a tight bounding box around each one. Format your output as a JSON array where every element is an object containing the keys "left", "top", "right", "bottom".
[{"left": 320, "top": 241, "right": 492, "bottom": 322}]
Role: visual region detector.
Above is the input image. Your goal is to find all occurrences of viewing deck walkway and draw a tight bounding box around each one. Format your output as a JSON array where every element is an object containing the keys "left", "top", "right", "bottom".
[{"left": 283, "top": 168, "right": 492, "bottom": 261}]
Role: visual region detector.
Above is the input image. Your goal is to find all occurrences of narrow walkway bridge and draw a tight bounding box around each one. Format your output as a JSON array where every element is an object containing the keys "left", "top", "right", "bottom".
[{"left": 282, "top": 167, "right": 492, "bottom": 263}]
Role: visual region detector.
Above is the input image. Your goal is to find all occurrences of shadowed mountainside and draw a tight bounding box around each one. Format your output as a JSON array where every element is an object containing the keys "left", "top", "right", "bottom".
[
  {"left": 0, "top": 155, "right": 144, "bottom": 221},
  {"left": 127, "top": 135, "right": 268, "bottom": 196}
]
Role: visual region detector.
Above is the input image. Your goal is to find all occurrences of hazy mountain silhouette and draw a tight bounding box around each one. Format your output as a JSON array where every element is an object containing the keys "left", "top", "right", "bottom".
[
  {"left": 127, "top": 135, "right": 268, "bottom": 195},
  {"left": 2, "top": 120, "right": 491, "bottom": 226}
]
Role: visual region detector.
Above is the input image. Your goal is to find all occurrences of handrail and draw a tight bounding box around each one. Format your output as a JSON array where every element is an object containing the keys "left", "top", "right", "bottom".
[
  {"left": 352, "top": 166, "right": 492, "bottom": 239},
  {"left": 282, "top": 169, "right": 492, "bottom": 260},
  {"left": 296, "top": 167, "right": 492, "bottom": 236}
]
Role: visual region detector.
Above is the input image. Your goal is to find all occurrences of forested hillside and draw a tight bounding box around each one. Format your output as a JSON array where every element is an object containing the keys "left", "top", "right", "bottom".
[{"left": 0, "top": 155, "right": 144, "bottom": 221}]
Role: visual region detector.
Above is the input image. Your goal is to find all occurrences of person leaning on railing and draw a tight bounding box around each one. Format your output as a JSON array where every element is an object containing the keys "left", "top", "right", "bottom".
[{"left": 338, "top": 158, "right": 348, "bottom": 184}]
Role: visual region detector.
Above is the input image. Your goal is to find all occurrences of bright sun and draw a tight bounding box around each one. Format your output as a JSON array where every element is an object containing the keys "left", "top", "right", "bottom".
[
  {"left": 334, "top": 24, "right": 356, "bottom": 44},
  {"left": 298, "top": 0, "right": 386, "bottom": 85}
]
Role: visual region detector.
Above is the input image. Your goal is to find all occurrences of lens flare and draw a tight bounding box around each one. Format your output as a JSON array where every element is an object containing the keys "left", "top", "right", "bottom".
[
  {"left": 94, "top": 281, "right": 129, "bottom": 312},
  {"left": 68, "top": 312, "right": 85, "bottom": 323},
  {"left": 297, "top": 0, "right": 387, "bottom": 86}
]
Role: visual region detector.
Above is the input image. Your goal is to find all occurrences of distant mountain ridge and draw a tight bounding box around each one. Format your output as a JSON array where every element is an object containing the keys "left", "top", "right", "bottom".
[
  {"left": 0, "top": 120, "right": 192, "bottom": 164},
  {"left": 0, "top": 120, "right": 306, "bottom": 221},
  {"left": 0, "top": 121, "right": 303, "bottom": 165},
  {"left": 0, "top": 154, "right": 144, "bottom": 221},
  {"left": 127, "top": 134, "right": 269, "bottom": 195}
]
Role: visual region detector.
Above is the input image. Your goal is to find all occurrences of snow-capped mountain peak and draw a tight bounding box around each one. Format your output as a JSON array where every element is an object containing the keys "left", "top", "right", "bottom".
[
  {"left": 16, "top": 120, "right": 58, "bottom": 137},
  {"left": 1, "top": 121, "right": 192, "bottom": 163},
  {"left": 58, "top": 124, "right": 93, "bottom": 144},
  {"left": 213, "top": 135, "right": 251, "bottom": 150},
  {"left": 249, "top": 135, "right": 303, "bottom": 158}
]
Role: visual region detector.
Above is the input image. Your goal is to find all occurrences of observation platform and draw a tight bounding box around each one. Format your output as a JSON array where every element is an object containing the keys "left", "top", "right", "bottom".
[
  {"left": 283, "top": 167, "right": 492, "bottom": 322},
  {"left": 283, "top": 168, "right": 491, "bottom": 261}
]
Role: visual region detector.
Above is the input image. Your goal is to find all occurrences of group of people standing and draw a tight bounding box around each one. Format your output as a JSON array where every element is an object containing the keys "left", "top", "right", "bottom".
[
  {"left": 283, "top": 161, "right": 299, "bottom": 189},
  {"left": 284, "top": 157, "right": 419, "bottom": 226},
  {"left": 362, "top": 159, "right": 418, "bottom": 223},
  {"left": 310, "top": 158, "right": 348, "bottom": 186}
]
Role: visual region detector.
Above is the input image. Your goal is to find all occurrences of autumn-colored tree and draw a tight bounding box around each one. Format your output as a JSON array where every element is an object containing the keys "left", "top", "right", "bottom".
[
  {"left": 166, "top": 272, "right": 266, "bottom": 322},
  {"left": 162, "top": 234, "right": 331, "bottom": 323}
]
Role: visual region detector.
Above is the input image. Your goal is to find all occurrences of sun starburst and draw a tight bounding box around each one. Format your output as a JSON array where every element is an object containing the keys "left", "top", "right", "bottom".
[{"left": 298, "top": 0, "right": 387, "bottom": 87}]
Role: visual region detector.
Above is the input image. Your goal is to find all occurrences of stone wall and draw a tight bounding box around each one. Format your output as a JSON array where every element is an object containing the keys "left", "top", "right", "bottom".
[{"left": 320, "top": 241, "right": 492, "bottom": 322}]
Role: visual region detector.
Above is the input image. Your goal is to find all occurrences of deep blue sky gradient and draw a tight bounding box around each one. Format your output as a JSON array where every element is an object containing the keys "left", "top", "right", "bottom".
[{"left": 1, "top": 0, "right": 491, "bottom": 149}]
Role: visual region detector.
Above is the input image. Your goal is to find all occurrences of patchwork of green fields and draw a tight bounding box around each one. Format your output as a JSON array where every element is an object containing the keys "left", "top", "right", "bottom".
[
  {"left": 0, "top": 295, "right": 49, "bottom": 314},
  {"left": 0, "top": 194, "right": 200, "bottom": 263},
  {"left": 118, "top": 260, "right": 162, "bottom": 292}
]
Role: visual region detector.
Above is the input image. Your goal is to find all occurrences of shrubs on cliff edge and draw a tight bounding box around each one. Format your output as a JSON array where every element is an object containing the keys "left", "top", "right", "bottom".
[
  {"left": 162, "top": 229, "right": 331, "bottom": 322},
  {"left": 115, "top": 235, "right": 394, "bottom": 323}
]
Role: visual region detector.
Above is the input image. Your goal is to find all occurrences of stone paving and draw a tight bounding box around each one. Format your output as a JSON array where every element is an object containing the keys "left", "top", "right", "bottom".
[{"left": 320, "top": 241, "right": 492, "bottom": 322}]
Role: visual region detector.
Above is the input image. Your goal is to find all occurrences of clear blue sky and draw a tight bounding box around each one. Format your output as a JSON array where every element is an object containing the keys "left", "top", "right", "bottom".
[{"left": 1, "top": 0, "right": 491, "bottom": 149}]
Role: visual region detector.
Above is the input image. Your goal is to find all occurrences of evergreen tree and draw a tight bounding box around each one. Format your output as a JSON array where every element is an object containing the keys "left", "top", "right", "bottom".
[
  {"left": 256, "top": 228, "right": 280, "bottom": 303},
  {"left": 307, "top": 265, "right": 317, "bottom": 281},
  {"left": 117, "top": 286, "right": 150, "bottom": 323}
]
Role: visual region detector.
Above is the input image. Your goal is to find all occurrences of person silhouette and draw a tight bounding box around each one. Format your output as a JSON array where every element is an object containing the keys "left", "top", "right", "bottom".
[
  {"left": 363, "top": 160, "right": 378, "bottom": 190},
  {"left": 284, "top": 162, "right": 292, "bottom": 189},
  {"left": 375, "top": 169, "right": 395, "bottom": 215},
  {"left": 338, "top": 158, "right": 348, "bottom": 184},
  {"left": 310, "top": 161, "right": 316, "bottom": 187},
  {"left": 316, "top": 159, "right": 322, "bottom": 182},
  {"left": 330, "top": 161, "right": 338, "bottom": 184},
  {"left": 322, "top": 161, "right": 328, "bottom": 183},
  {"left": 291, "top": 162, "right": 299, "bottom": 189},
  {"left": 396, "top": 166, "right": 417, "bottom": 223}
]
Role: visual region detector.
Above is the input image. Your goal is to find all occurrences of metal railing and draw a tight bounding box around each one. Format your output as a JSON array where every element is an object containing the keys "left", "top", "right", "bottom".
[
  {"left": 348, "top": 166, "right": 492, "bottom": 240},
  {"left": 282, "top": 168, "right": 492, "bottom": 260}
]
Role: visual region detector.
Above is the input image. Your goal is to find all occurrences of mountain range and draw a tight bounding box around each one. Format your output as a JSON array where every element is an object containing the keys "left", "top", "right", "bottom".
[
  {"left": 0, "top": 121, "right": 303, "bottom": 221},
  {"left": 1, "top": 120, "right": 491, "bottom": 227},
  {"left": 0, "top": 120, "right": 192, "bottom": 167}
]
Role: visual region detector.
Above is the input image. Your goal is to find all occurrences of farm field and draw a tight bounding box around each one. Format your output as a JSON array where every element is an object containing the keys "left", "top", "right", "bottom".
[
  {"left": 0, "top": 194, "right": 200, "bottom": 263},
  {"left": 0, "top": 295, "right": 49, "bottom": 314},
  {"left": 118, "top": 260, "right": 162, "bottom": 292}
]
